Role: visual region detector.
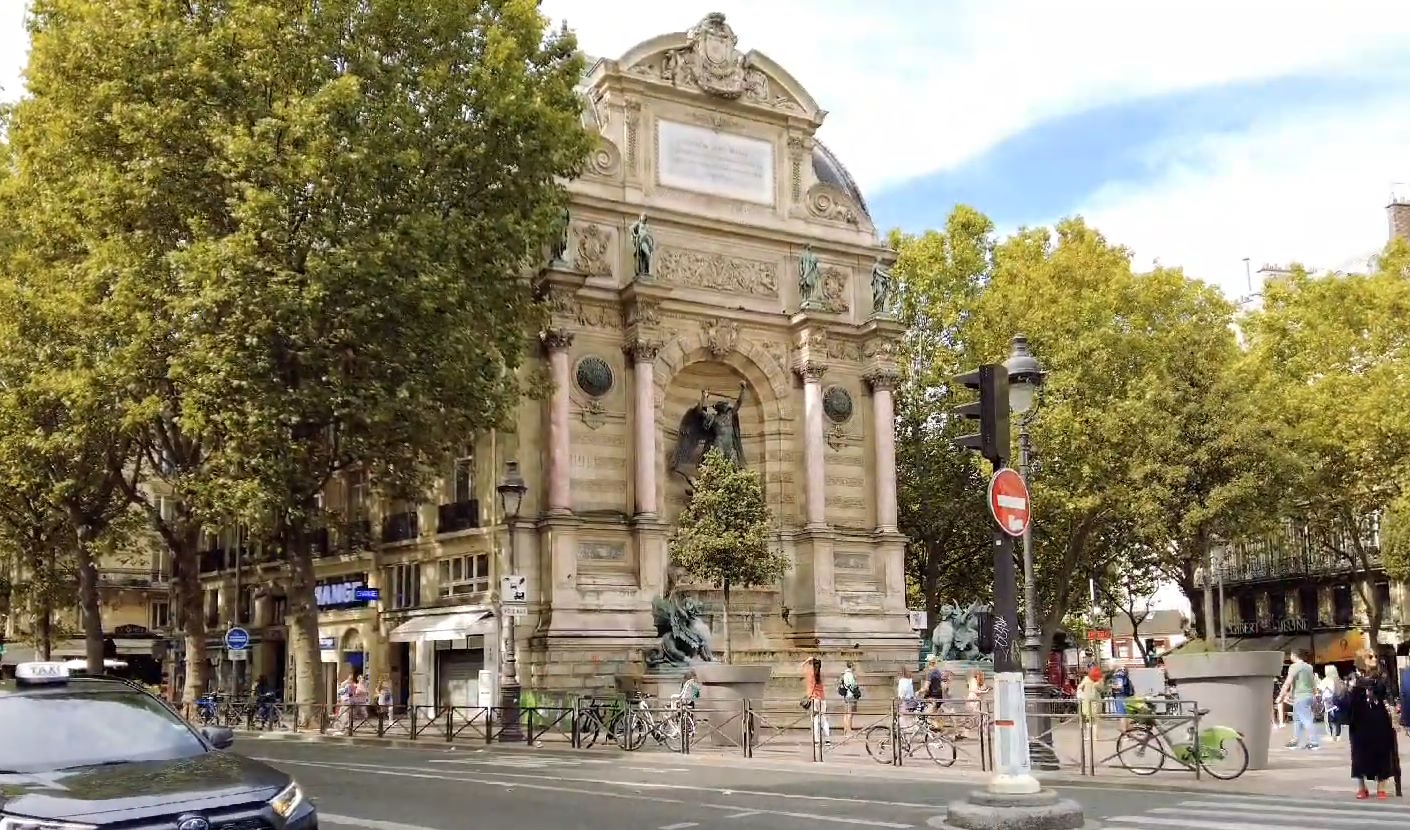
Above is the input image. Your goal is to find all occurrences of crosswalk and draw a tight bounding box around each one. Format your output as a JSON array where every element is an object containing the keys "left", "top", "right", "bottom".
[{"left": 1101, "top": 791, "right": 1410, "bottom": 829}]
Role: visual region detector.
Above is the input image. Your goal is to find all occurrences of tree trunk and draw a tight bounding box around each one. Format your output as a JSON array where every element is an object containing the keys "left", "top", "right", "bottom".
[
  {"left": 75, "top": 526, "right": 105, "bottom": 674},
  {"left": 1201, "top": 537, "right": 1216, "bottom": 647},
  {"left": 289, "top": 527, "right": 323, "bottom": 723},
  {"left": 39, "top": 569, "right": 53, "bottom": 661},
  {"left": 923, "top": 544, "right": 941, "bottom": 632},
  {"left": 722, "top": 579, "right": 732, "bottom": 664},
  {"left": 174, "top": 534, "right": 208, "bottom": 705}
]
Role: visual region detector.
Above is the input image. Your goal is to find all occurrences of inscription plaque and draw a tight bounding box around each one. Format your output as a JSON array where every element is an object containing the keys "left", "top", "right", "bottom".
[
  {"left": 834, "top": 553, "right": 871, "bottom": 571},
  {"left": 657, "top": 120, "right": 775, "bottom": 205},
  {"left": 578, "top": 542, "right": 626, "bottom": 561}
]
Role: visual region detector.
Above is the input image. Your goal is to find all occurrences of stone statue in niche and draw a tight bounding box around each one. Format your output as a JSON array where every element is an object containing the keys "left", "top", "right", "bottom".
[
  {"left": 930, "top": 601, "right": 993, "bottom": 662},
  {"left": 670, "top": 382, "right": 747, "bottom": 483},
  {"left": 644, "top": 595, "right": 715, "bottom": 668},
  {"left": 798, "top": 244, "right": 823, "bottom": 310},
  {"left": 871, "top": 257, "right": 896, "bottom": 316},
  {"left": 549, "top": 206, "right": 570, "bottom": 265},
  {"left": 630, "top": 213, "right": 655, "bottom": 279}
]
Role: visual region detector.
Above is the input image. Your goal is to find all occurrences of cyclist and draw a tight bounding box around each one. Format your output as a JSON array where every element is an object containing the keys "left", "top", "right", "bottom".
[{"left": 679, "top": 670, "right": 701, "bottom": 707}]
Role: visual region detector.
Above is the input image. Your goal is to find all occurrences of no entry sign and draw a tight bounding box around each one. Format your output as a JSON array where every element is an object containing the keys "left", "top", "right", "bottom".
[{"left": 988, "top": 468, "right": 1031, "bottom": 537}]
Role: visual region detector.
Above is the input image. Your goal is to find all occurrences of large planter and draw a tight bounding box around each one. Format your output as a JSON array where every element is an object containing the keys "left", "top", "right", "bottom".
[
  {"left": 1163, "top": 650, "right": 1283, "bottom": 770},
  {"left": 693, "top": 663, "right": 772, "bottom": 749}
]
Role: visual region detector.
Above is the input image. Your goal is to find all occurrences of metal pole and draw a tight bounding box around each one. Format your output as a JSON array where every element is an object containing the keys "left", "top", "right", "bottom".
[
  {"left": 1019, "top": 423, "right": 1041, "bottom": 684},
  {"left": 498, "top": 517, "right": 522, "bottom": 741},
  {"left": 990, "top": 528, "right": 1038, "bottom": 792}
]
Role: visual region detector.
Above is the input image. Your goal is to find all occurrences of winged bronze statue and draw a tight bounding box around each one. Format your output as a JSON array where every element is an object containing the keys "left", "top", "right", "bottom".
[{"left": 670, "top": 382, "right": 747, "bottom": 483}]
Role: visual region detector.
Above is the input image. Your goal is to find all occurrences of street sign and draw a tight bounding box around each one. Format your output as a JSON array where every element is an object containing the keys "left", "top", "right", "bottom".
[
  {"left": 1088, "top": 629, "right": 1112, "bottom": 641},
  {"left": 354, "top": 587, "right": 380, "bottom": 602},
  {"left": 503, "top": 604, "right": 528, "bottom": 618},
  {"left": 224, "top": 627, "right": 250, "bottom": 651},
  {"left": 318, "top": 636, "right": 336, "bottom": 651},
  {"left": 987, "top": 468, "right": 1031, "bottom": 538},
  {"left": 227, "top": 648, "right": 248, "bottom": 661},
  {"left": 501, "top": 574, "right": 527, "bottom": 604}
]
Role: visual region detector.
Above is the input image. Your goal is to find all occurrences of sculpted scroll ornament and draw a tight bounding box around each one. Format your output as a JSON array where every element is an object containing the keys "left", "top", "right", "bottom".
[
  {"left": 807, "top": 183, "right": 861, "bottom": 226},
  {"left": 587, "top": 139, "right": 622, "bottom": 178},
  {"left": 656, "top": 247, "right": 778, "bottom": 297}
]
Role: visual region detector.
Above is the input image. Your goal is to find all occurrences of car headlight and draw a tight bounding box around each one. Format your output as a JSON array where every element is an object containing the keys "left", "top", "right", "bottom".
[
  {"left": 269, "top": 781, "right": 305, "bottom": 819},
  {"left": 0, "top": 817, "right": 96, "bottom": 830}
]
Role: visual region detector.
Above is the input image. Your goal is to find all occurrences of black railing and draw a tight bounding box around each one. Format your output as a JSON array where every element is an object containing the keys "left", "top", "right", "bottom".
[
  {"left": 437, "top": 500, "right": 480, "bottom": 534},
  {"left": 337, "top": 518, "right": 372, "bottom": 551},
  {"left": 198, "top": 549, "right": 226, "bottom": 574},
  {"left": 1203, "top": 550, "right": 1384, "bottom": 587},
  {"left": 99, "top": 568, "right": 169, "bottom": 587},
  {"left": 382, "top": 510, "right": 420, "bottom": 543},
  {"left": 309, "top": 527, "right": 332, "bottom": 557}
]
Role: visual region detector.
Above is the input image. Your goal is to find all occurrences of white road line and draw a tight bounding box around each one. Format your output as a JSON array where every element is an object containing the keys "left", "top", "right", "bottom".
[
  {"left": 272, "top": 758, "right": 915, "bottom": 828},
  {"left": 629, "top": 766, "right": 688, "bottom": 773},
  {"left": 1151, "top": 806, "right": 1408, "bottom": 825},
  {"left": 1174, "top": 800, "right": 1410, "bottom": 818},
  {"left": 659, "top": 823, "right": 699, "bottom": 829},
  {"left": 254, "top": 756, "right": 941, "bottom": 810},
  {"left": 726, "top": 811, "right": 762, "bottom": 819},
  {"left": 320, "top": 814, "right": 445, "bottom": 830}
]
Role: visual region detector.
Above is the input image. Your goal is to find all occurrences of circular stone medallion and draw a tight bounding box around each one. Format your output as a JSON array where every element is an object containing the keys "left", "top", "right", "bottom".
[
  {"left": 823, "top": 385, "right": 853, "bottom": 423},
  {"left": 575, "top": 356, "right": 614, "bottom": 398}
]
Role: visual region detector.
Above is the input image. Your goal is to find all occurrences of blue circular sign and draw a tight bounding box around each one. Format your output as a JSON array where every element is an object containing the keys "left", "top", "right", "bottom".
[{"left": 224, "top": 627, "right": 250, "bottom": 650}]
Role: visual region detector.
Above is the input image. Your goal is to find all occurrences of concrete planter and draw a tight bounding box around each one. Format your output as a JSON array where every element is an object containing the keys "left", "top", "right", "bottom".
[
  {"left": 693, "top": 663, "right": 773, "bottom": 748},
  {"left": 1163, "top": 650, "right": 1284, "bottom": 770}
]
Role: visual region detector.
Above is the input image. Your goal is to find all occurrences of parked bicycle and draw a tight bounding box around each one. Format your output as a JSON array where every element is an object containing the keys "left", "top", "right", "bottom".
[
  {"left": 1115, "top": 695, "right": 1248, "bottom": 780},
  {"left": 575, "top": 696, "right": 627, "bottom": 748},
  {"left": 618, "top": 694, "right": 691, "bottom": 752},
  {"left": 864, "top": 713, "right": 958, "bottom": 766}
]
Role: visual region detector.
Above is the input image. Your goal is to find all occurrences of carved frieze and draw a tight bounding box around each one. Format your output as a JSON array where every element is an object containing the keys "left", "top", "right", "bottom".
[
  {"left": 819, "top": 266, "right": 849, "bottom": 314},
  {"left": 687, "top": 110, "right": 744, "bottom": 132},
  {"left": 865, "top": 368, "right": 901, "bottom": 392},
  {"left": 574, "top": 224, "right": 613, "bottom": 277},
  {"left": 544, "top": 286, "right": 623, "bottom": 331},
  {"left": 624, "top": 100, "right": 642, "bottom": 169},
  {"left": 656, "top": 247, "right": 778, "bottom": 297},
  {"left": 625, "top": 298, "right": 661, "bottom": 328},
  {"left": 807, "top": 183, "right": 861, "bottom": 226},
  {"left": 787, "top": 136, "right": 807, "bottom": 203},
  {"left": 825, "top": 338, "right": 864, "bottom": 363},
  {"left": 701, "top": 318, "right": 740, "bottom": 357}
]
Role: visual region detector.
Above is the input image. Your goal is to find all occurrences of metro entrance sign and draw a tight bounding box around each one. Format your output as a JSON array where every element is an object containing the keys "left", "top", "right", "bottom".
[{"left": 987, "top": 467, "right": 1031, "bottom": 538}]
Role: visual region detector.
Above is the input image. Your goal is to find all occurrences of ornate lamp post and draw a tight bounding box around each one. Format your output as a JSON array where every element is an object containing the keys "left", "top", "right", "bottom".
[
  {"left": 496, "top": 460, "right": 528, "bottom": 742},
  {"left": 1003, "top": 335, "right": 1045, "bottom": 687}
]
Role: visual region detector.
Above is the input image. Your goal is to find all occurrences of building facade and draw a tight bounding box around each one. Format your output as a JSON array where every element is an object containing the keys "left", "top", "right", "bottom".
[{"left": 192, "top": 14, "right": 914, "bottom": 708}]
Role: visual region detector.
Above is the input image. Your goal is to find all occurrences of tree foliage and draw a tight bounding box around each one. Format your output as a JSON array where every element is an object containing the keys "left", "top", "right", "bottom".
[{"left": 669, "top": 449, "right": 788, "bottom": 663}]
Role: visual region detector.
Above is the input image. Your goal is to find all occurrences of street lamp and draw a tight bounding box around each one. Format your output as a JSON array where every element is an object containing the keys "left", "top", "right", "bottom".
[
  {"left": 496, "top": 460, "right": 528, "bottom": 742},
  {"left": 1003, "top": 334, "right": 1045, "bottom": 687}
]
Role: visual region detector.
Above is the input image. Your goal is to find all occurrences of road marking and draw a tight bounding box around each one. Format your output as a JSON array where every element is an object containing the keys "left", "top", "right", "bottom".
[
  {"left": 726, "top": 811, "right": 762, "bottom": 819},
  {"left": 659, "top": 823, "right": 699, "bottom": 829},
  {"left": 320, "top": 814, "right": 445, "bottom": 830},
  {"left": 254, "top": 756, "right": 941, "bottom": 810},
  {"left": 1097, "top": 793, "right": 1410, "bottom": 829},
  {"left": 268, "top": 758, "right": 915, "bottom": 827},
  {"left": 629, "top": 766, "right": 687, "bottom": 773}
]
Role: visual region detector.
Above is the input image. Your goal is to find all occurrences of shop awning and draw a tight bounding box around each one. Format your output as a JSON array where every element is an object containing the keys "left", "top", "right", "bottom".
[
  {"left": 48, "top": 638, "right": 162, "bottom": 659},
  {"left": 388, "top": 611, "right": 496, "bottom": 643},
  {"left": 1311, "top": 630, "right": 1364, "bottom": 664}
]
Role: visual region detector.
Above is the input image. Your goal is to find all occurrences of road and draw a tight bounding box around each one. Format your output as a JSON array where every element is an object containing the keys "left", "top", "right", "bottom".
[{"left": 238, "top": 737, "right": 1410, "bottom": 829}]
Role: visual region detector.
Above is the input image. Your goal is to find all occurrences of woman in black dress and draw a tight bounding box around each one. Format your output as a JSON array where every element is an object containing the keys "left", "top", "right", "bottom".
[{"left": 1346, "top": 649, "right": 1397, "bottom": 799}]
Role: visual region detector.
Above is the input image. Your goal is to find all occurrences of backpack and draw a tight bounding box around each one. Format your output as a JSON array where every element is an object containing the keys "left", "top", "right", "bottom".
[{"left": 837, "top": 673, "right": 862, "bottom": 700}]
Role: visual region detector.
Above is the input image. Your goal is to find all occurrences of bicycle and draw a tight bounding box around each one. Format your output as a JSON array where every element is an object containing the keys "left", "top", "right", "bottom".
[
  {"left": 1115, "top": 696, "right": 1248, "bottom": 780},
  {"left": 575, "top": 696, "right": 626, "bottom": 748},
  {"left": 618, "top": 694, "right": 690, "bottom": 752},
  {"left": 863, "top": 711, "right": 958, "bottom": 766}
]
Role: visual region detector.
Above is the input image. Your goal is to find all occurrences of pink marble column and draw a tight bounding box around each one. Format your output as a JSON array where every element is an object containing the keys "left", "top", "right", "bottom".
[
  {"left": 799, "top": 362, "right": 828, "bottom": 528},
  {"left": 544, "top": 330, "right": 574, "bottom": 514},
  {"left": 627, "top": 339, "right": 660, "bottom": 516},
  {"left": 868, "top": 370, "right": 900, "bottom": 532}
]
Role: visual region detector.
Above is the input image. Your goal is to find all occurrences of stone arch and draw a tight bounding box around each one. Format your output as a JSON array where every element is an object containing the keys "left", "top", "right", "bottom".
[{"left": 654, "top": 328, "right": 793, "bottom": 422}]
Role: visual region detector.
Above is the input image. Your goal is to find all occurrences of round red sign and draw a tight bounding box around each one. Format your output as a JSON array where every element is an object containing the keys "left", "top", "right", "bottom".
[{"left": 987, "top": 468, "right": 1031, "bottom": 538}]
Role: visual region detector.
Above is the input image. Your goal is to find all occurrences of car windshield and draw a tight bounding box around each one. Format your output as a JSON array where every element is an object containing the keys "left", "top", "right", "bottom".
[{"left": 0, "top": 687, "right": 208, "bottom": 772}]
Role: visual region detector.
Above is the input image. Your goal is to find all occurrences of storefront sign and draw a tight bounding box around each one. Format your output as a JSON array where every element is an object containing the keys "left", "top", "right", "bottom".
[
  {"left": 315, "top": 575, "right": 370, "bottom": 609},
  {"left": 354, "top": 587, "right": 380, "bottom": 602},
  {"left": 318, "top": 636, "right": 336, "bottom": 650}
]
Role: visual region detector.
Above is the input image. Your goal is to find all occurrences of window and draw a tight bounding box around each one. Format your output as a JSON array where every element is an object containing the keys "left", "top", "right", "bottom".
[
  {"left": 452, "top": 452, "right": 475, "bottom": 504},
  {"left": 387, "top": 563, "right": 422, "bottom": 609},
  {"left": 348, "top": 469, "right": 369, "bottom": 514},
  {"left": 150, "top": 601, "right": 170, "bottom": 630},
  {"left": 154, "top": 495, "right": 177, "bottom": 522},
  {"left": 271, "top": 595, "right": 288, "bottom": 625},
  {"left": 437, "top": 554, "right": 490, "bottom": 598},
  {"left": 0, "top": 687, "right": 208, "bottom": 773}
]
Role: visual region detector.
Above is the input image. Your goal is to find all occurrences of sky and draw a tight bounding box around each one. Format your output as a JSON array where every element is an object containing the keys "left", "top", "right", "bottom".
[{"left": 3, "top": 1, "right": 1409, "bottom": 299}]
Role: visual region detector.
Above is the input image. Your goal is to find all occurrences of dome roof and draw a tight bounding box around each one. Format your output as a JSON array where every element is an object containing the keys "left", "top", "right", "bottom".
[{"left": 811, "top": 139, "right": 870, "bottom": 220}]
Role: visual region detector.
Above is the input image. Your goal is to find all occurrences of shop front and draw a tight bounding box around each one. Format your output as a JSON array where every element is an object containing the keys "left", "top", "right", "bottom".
[
  {"left": 289, "top": 571, "right": 382, "bottom": 704},
  {"left": 386, "top": 605, "right": 498, "bottom": 711}
]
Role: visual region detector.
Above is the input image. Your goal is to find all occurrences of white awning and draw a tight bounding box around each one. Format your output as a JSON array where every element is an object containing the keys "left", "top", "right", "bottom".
[{"left": 388, "top": 611, "right": 496, "bottom": 643}]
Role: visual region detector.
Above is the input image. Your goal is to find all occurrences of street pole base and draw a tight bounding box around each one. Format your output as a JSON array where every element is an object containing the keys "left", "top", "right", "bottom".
[
  {"left": 498, "top": 684, "right": 524, "bottom": 743},
  {"left": 927, "top": 789, "right": 1093, "bottom": 830},
  {"left": 1029, "top": 738, "right": 1061, "bottom": 771}
]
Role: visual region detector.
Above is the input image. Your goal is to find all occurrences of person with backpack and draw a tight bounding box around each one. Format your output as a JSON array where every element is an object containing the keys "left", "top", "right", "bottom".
[
  {"left": 1278, "top": 648, "right": 1321, "bottom": 750},
  {"left": 1110, "top": 666, "right": 1134, "bottom": 732},
  {"left": 1322, "top": 665, "right": 1346, "bottom": 742},
  {"left": 838, "top": 661, "right": 862, "bottom": 739}
]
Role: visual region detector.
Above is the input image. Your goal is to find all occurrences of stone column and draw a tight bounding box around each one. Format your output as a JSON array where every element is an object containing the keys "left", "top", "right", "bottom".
[
  {"left": 867, "top": 369, "right": 900, "bottom": 532},
  {"left": 543, "top": 330, "right": 574, "bottom": 514},
  {"left": 626, "top": 339, "right": 660, "bottom": 517},
  {"left": 799, "top": 361, "right": 828, "bottom": 529}
]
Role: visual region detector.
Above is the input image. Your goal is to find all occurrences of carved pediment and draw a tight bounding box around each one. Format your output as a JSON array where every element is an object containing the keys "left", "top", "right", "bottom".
[{"left": 806, "top": 183, "right": 863, "bottom": 227}]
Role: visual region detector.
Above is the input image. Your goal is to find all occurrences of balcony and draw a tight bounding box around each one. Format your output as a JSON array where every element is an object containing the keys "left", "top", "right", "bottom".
[
  {"left": 335, "top": 518, "right": 373, "bottom": 552},
  {"left": 1200, "top": 549, "right": 1384, "bottom": 588},
  {"left": 98, "top": 568, "right": 170, "bottom": 589},
  {"left": 381, "top": 510, "right": 420, "bottom": 544},
  {"left": 309, "top": 527, "right": 331, "bottom": 558},
  {"left": 437, "top": 500, "right": 480, "bottom": 534},
  {"left": 198, "top": 549, "right": 226, "bottom": 574}
]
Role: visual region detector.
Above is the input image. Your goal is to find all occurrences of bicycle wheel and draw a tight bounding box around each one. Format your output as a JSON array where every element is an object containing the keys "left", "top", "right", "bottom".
[
  {"left": 576, "top": 710, "right": 602, "bottom": 748},
  {"left": 661, "top": 716, "right": 685, "bottom": 752},
  {"left": 617, "top": 711, "right": 648, "bottom": 750},
  {"left": 864, "top": 724, "right": 895, "bottom": 764},
  {"left": 1198, "top": 733, "right": 1249, "bottom": 780},
  {"left": 1115, "top": 727, "right": 1165, "bottom": 775},
  {"left": 922, "top": 729, "right": 957, "bottom": 767}
]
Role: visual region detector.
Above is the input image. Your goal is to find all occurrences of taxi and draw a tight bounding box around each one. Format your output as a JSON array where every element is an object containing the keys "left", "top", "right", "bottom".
[{"left": 0, "top": 662, "right": 317, "bottom": 829}]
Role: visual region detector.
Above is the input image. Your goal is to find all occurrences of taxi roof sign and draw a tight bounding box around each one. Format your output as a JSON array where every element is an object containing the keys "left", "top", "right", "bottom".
[{"left": 15, "top": 661, "right": 71, "bottom": 684}]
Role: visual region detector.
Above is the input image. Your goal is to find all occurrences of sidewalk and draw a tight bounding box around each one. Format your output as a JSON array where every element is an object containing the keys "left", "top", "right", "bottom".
[{"left": 233, "top": 719, "right": 1358, "bottom": 797}]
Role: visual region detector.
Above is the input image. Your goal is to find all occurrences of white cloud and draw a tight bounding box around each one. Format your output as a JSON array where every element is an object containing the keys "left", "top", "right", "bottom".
[{"left": 1076, "top": 98, "right": 1410, "bottom": 297}]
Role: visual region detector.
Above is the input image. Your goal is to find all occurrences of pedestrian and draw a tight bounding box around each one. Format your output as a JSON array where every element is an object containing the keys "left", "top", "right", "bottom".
[
  {"left": 1272, "top": 674, "right": 1287, "bottom": 729},
  {"left": 919, "top": 657, "right": 945, "bottom": 717},
  {"left": 1321, "top": 665, "right": 1346, "bottom": 742},
  {"left": 1345, "top": 649, "right": 1397, "bottom": 799},
  {"left": 1278, "top": 649, "right": 1320, "bottom": 750},
  {"left": 837, "top": 661, "right": 862, "bottom": 738},
  {"left": 895, "top": 665, "right": 917, "bottom": 727},
  {"left": 801, "top": 656, "right": 830, "bottom": 747},
  {"left": 376, "top": 678, "right": 393, "bottom": 719},
  {"left": 1078, "top": 665, "right": 1103, "bottom": 741},
  {"left": 1110, "top": 665, "right": 1133, "bottom": 733}
]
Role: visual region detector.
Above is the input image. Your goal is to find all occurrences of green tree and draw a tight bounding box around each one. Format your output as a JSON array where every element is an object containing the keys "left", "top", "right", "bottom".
[
  {"left": 669, "top": 449, "right": 789, "bottom": 663},
  {"left": 891, "top": 207, "right": 994, "bottom": 627},
  {"left": 1241, "top": 251, "right": 1410, "bottom": 643}
]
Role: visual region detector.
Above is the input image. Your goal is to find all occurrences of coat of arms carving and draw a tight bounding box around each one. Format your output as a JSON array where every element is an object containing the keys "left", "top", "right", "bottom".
[{"left": 679, "top": 13, "right": 748, "bottom": 99}]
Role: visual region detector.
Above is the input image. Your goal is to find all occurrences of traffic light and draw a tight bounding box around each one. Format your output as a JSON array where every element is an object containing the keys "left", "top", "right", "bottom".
[{"left": 953, "top": 363, "right": 1010, "bottom": 467}]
